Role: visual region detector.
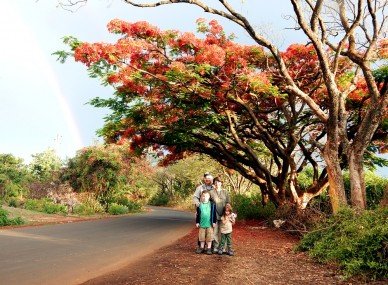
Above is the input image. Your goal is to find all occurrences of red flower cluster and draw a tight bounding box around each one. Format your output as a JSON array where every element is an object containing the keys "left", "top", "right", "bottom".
[
  {"left": 107, "top": 19, "right": 159, "bottom": 38},
  {"left": 378, "top": 38, "right": 388, "bottom": 58},
  {"left": 195, "top": 44, "right": 226, "bottom": 67}
]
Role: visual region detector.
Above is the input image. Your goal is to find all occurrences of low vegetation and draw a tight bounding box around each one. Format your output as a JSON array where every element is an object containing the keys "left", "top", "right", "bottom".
[
  {"left": 297, "top": 207, "right": 388, "bottom": 279},
  {"left": 1, "top": 148, "right": 387, "bottom": 281},
  {"left": 0, "top": 206, "right": 24, "bottom": 226}
]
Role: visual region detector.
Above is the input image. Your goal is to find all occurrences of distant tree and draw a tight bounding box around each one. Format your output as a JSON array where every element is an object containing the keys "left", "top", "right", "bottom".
[
  {"left": 62, "top": 143, "right": 154, "bottom": 206},
  {"left": 0, "top": 154, "right": 30, "bottom": 199},
  {"left": 29, "top": 148, "right": 63, "bottom": 181},
  {"left": 152, "top": 154, "right": 259, "bottom": 206}
]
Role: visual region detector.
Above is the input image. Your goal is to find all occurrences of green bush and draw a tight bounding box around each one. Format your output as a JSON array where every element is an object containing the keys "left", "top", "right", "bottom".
[
  {"left": 8, "top": 197, "right": 24, "bottom": 208},
  {"left": 114, "top": 196, "right": 142, "bottom": 212},
  {"left": 297, "top": 207, "right": 388, "bottom": 279},
  {"left": 0, "top": 154, "right": 31, "bottom": 200},
  {"left": 24, "top": 199, "right": 45, "bottom": 212},
  {"left": 108, "top": 203, "right": 129, "bottom": 215},
  {"left": 77, "top": 195, "right": 105, "bottom": 214},
  {"left": 73, "top": 203, "right": 98, "bottom": 215},
  {"left": 149, "top": 192, "right": 170, "bottom": 206},
  {"left": 231, "top": 193, "right": 276, "bottom": 220},
  {"left": 0, "top": 206, "right": 24, "bottom": 226},
  {"left": 24, "top": 198, "right": 66, "bottom": 214},
  {"left": 43, "top": 202, "right": 66, "bottom": 214}
]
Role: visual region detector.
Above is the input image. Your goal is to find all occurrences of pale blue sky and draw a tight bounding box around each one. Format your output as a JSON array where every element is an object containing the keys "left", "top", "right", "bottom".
[
  {"left": 0, "top": 0, "right": 301, "bottom": 162},
  {"left": 0, "top": 0, "right": 386, "bottom": 176}
]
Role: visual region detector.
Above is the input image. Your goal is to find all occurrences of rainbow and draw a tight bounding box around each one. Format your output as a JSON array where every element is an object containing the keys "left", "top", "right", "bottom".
[
  {"left": 43, "top": 62, "right": 84, "bottom": 151},
  {"left": 3, "top": 1, "right": 84, "bottom": 154}
]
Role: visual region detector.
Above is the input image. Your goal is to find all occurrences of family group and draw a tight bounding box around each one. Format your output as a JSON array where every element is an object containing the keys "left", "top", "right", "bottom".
[{"left": 193, "top": 173, "right": 236, "bottom": 256}]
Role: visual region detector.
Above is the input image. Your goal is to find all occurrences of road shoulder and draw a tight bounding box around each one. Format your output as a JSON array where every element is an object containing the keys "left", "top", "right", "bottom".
[{"left": 82, "top": 221, "right": 387, "bottom": 285}]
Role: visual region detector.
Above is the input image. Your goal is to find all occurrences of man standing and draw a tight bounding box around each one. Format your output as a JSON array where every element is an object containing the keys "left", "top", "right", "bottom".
[
  {"left": 210, "top": 177, "right": 230, "bottom": 253},
  {"left": 193, "top": 173, "right": 214, "bottom": 207}
]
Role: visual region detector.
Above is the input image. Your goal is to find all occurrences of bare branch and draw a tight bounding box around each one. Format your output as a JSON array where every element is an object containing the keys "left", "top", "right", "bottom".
[
  {"left": 124, "top": 0, "right": 245, "bottom": 25},
  {"left": 310, "top": 0, "right": 324, "bottom": 32}
]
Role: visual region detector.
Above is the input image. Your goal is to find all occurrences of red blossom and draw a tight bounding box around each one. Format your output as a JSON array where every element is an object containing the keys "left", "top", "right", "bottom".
[
  {"left": 378, "top": 38, "right": 388, "bottom": 58},
  {"left": 107, "top": 19, "right": 159, "bottom": 38},
  {"left": 209, "top": 20, "right": 223, "bottom": 35},
  {"left": 195, "top": 44, "right": 226, "bottom": 67}
]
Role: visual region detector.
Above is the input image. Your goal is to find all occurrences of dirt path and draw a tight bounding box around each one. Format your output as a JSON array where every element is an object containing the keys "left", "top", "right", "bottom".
[{"left": 83, "top": 221, "right": 386, "bottom": 285}]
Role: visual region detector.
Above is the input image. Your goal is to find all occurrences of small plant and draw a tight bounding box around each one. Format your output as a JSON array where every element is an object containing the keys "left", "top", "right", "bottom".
[
  {"left": 73, "top": 201, "right": 104, "bottom": 215},
  {"left": 76, "top": 194, "right": 105, "bottom": 215},
  {"left": 0, "top": 206, "right": 24, "bottom": 226},
  {"left": 73, "top": 204, "right": 94, "bottom": 215},
  {"left": 113, "top": 196, "right": 142, "bottom": 212},
  {"left": 24, "top": 199, "right": 45, "bottom": 212},
  {"left": 24, "top": 198, "right": 66, "bottom": 214},
  {"left": 8, "top": 197, "right": 24, "bottom": 208},
  {"left": 43, "top": 202, "right": 66, "bottom": 214},
  {"left": 149, "top": 192, "right": 170, "bottom": 206},
  {"left": 108, "top": 203, "right": 129, "bottom": 215}
]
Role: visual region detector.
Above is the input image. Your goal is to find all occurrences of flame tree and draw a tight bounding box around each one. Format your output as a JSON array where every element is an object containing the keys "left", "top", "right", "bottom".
[{"left": 56, "top": 16, "right": 387, "bottom": 211}]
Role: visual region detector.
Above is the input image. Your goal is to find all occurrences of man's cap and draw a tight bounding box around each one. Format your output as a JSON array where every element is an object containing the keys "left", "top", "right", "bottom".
[{"left": 204, "top": 174, "right": 213, "bottom": 180}]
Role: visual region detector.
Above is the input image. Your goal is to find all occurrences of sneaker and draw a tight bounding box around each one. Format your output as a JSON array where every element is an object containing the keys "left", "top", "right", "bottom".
[
  {"left": 217, "top": 249, "right": 223, "bottom": 255},
  {"left": 206, "top": 249, "right": 213, "bottom": 255},
  {"left": 212, "top": 247, "right": 218, "bottom": 254},
  {"left": 196, "top": 248, "right": 204, "bottom": 254},
  {"left": 228, "top": 250, "right": 234, "bottom": 256}
]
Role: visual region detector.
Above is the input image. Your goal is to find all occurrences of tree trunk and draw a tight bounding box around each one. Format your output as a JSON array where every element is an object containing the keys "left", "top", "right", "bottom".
[
  {"left": 348, "top": 150, "right": 366, "bottom": 209},
  {"left": 323, "top": 146, "right": 347, "bottom": 213}
]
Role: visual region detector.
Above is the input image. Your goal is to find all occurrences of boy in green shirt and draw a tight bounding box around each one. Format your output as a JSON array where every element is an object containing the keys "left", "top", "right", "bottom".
[{"left": 195, "top": 190, "right": 217, "bottom": 254}]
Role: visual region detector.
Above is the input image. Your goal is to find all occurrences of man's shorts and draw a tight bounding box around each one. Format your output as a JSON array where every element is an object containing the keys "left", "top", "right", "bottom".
[{"left": 198, "top": 227, "right": 213, "bottom": 242}]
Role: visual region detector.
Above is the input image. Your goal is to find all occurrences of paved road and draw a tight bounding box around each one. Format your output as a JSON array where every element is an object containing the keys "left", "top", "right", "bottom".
[{"left": 0, "top": 207, "right": 194, "bottom": 285}]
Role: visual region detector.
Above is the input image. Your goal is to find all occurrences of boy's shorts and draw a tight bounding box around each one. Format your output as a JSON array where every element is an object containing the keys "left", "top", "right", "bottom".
[{"left": 198, "top": 227, "right": 213, "bottom": 242}]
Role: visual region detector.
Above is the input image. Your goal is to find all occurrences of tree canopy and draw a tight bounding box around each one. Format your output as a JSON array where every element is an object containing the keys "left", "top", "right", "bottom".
[{"left": 57, "top": 1, "right": 388, "bottom": 212}]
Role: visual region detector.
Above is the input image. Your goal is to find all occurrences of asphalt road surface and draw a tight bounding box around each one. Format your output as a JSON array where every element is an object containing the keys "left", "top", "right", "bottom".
[{"left": 0, "top": 207, "right": 194, "bottom": 285}]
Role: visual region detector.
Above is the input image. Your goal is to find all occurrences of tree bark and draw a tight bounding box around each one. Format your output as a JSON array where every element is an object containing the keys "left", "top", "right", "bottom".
[
  {"left": 348, "top": 149, "right": 367, "bottom": 209},
  {"left": 323, "top": 145, "right": 347, "bottom": 213}
]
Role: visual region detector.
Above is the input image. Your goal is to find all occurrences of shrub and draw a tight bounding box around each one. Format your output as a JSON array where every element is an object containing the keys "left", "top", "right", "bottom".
[
  {"left": 24, "top": 199, "right": 45, "bottom": 212},
  {"left": 108, "top": 203, "right": 129, "bottom": 215},
  {"left": 0, "top": 206, "right": 24, "bottom": 226},
  {"left": 76, "top": 193, "right": 105, "bottom": 215},
  {"left": 73, "top": 204, "right": 95, "bottom": 215},
  {"left": 29, "top": 148, "right": 62, "bottom": 181},
  {"left": 297, "top": 207, "right": 388, "bottom": 279},
  {"left": 0, "top": 154, "right": 31, "bottom": 200},
  {"left": 42, "top": 202, "right": 66, "bottom": 214},
  {"left": 231, "top": 193, "right": 276, "bottom": 220},
  {"left": 24, "top": 198, "right": 66, "bottom": 214},
  {"left": 114, "top": 196, "right": 142, "bottom": 212},
  {"left": 149, "top": 192, "right": 170, "bottom": 206},
  {"left": 8, "top": 197, "right": 24, "bottom": 208},
  {"left": 62, "top": 144, "right": 146, "bottom": 207}
]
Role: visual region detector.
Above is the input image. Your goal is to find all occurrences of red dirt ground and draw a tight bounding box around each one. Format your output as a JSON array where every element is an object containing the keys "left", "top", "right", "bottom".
[{"left": 82, "top": 221, "right": 386, "bottom": 285}]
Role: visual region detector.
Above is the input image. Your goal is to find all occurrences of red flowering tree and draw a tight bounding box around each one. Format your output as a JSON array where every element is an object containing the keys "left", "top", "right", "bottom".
[
  {"left": 56, "top": 16, "right": 386, "bottom": 211},
  {"left": 99, "top": 0, "right": 388, "bottom": 213}
]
